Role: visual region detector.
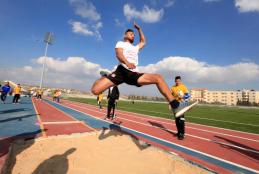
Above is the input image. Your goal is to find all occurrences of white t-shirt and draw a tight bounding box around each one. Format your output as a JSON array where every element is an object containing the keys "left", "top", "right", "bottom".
[{"left": 115, "top": 41, "right": 140, "bottom": 71}]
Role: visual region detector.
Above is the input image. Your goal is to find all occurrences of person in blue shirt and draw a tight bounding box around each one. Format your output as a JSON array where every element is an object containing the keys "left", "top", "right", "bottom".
[{"left": 1, "top": 81, "right": 11, "bottom": 104}]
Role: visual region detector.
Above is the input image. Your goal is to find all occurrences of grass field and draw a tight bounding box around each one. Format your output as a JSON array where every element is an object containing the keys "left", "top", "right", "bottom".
[{"left": 67, "top": 97, "right": 259, "bottom": 134}]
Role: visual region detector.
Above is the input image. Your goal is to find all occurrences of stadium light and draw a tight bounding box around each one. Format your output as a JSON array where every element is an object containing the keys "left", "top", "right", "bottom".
[{"left": 39, "top": 32, "right": 54, "bottom": 89}]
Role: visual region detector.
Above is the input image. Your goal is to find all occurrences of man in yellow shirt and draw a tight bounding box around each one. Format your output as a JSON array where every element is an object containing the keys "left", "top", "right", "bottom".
[
  {"left": 12, "top": 84, "right": 22, "bottom": 104},
  {"left": 37, "top": 89, "right": 43, "bottom": 100},
  {"left": 171, "top": 76, "right": 190, "bottom": 140},
  {"left": 97, "top": 92, "right": 103, "bottom": 110}
]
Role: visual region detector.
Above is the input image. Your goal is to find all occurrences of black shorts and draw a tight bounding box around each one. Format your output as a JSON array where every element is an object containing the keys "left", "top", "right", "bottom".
[{"left": 106, "top": 65, "right": 144, "bottom": 87}]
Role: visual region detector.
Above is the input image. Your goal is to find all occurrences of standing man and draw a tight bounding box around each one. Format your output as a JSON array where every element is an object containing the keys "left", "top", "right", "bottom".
[
  {"left": 1, "top": 81, "right": 11, "bottom": 104},
  {"left": 91, "top": 21, "right": 195, "bottom": 117},
  {"left": 53, "top": 90, "right": 57, "bottom": 101},
  {"left": 37, "top": 89, "right": 43, "bottom": 100},
  {"left": 106, "top": 85, "right": 120, "bottom": 120},
  {"left": 55, "top": 90, "right": 62, "bottom": 103},
  {"left": 171, "top": 76, "right": 190, "bottom": 140},
  {"left": 97, "top": 92, "right": 103, "bottom": 110},
  {"left": 13, "top": 84, "right": 22, "bottom": 104}
]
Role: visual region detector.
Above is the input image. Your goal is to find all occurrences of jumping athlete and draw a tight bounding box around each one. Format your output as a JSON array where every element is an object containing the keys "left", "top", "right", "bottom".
[
  {"left": 91, "top": 21, "right": 195, "bottom": 117},
  {"left": 171, "top": 76, "right": 190, "bottom": 140}
]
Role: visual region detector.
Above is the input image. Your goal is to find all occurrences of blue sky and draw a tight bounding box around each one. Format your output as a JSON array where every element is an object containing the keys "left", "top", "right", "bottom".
[{"left": 0, "top": 0, "right": 259, "bottom": 95}]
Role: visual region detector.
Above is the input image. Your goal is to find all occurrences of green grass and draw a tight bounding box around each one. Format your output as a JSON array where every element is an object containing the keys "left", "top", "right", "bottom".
[{"left": 67, "top": 97, "right": 259, "bottom": 134}]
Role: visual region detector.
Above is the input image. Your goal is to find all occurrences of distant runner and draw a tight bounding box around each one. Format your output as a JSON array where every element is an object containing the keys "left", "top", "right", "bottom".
[{"left": 1, "top": 81, "right": 11, "bottom": 104}]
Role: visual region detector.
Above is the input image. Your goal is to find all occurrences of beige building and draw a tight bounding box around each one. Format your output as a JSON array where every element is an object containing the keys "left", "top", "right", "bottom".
[
  {"left": 237, "top": 90, "right": 259, "bottom": 104},
  {"left": 190, "top": 89, "right": 259, "bottom": 106},
  {"left": 204, "top": 90, "right": 238, "bottom": 106},
  {"left": 190, "top": 88, "right": 207, "bottom": 102}
]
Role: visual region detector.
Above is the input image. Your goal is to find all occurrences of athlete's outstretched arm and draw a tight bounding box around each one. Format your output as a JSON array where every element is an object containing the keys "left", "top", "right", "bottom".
[{"left": 134, "top": 21, "right": 145, "bottom": 50}]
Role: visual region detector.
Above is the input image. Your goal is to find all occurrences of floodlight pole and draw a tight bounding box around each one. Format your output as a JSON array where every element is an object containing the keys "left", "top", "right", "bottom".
[
  {"left": 39, "top": 42, "right": 49, "bottom": 89},
  {"left": 39, "top": 32, "right": 53, "bottom": 89}
]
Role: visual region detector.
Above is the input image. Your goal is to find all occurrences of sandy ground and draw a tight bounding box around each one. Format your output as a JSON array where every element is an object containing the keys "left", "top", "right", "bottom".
[{"left": 3, "top": 130, "right": 211, "bottom": 174}]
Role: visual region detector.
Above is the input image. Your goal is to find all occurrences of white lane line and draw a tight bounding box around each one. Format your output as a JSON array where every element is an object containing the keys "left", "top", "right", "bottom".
[
  {"left": 67, "top": 102, "right": 259, "bottom": 154},
  {"left": 117, "top": 106, "right": 259, "bottom": 127},
  {"left": 187, "top": 116, "right": 259, "bottom": 127},
  {"left": 53, "top": 100, "right": 259, "bottom": 174},
  {"left": 42, "top": 121, "right": 82, "bottom": 125},
  {"left": 67, "top": 100, "right": 259, "bottom": 137},
  {"left": 66, "top": 101, "right": 259, "bottom": 143},
  {"left": 115, "top": 110, "right": 259, "bottom": 143}
]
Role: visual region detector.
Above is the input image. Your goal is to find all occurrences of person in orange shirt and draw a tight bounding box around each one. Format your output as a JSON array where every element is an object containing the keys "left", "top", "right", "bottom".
[
  {"left": 37, "top": 89, "right": 43, "bottom": 100},
  {"left": 13, "top": 84, "right": 22, "bottom": 104},
  {"left": 55, "top": 90, "right": 62, "bottom": 103},
  {"left": 97, "top": 92, "right": 103, "bottom": 110},
  {"left": 171, "top": 76, "right": 190, "bottom": 140}
]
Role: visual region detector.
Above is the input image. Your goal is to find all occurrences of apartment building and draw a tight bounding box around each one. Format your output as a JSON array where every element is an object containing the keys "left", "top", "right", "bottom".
[
  {"left": 189, "top": 88, "right": 207, "bottom": 102},
  {"left": 190, "top": 89, "right": 259, "bottom": 106},
  {"left": 237, "top": 90, "right": 259, "bottom": 104}
]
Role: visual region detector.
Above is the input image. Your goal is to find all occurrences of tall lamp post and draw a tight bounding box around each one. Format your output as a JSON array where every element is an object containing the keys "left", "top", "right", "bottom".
[{"left": 39, "top": 32, "right": 54, "bottom": 89}]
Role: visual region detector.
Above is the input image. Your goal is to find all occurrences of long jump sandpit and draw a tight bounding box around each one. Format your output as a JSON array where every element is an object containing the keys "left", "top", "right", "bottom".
[{"left": 3, "top": 130, "right": 212, "bottom": 174}]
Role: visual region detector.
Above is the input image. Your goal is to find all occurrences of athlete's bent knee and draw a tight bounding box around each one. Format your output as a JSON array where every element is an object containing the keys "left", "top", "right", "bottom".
[
  {"left": 91, "top": 86, "right": 100, "bottom": 95},
  {"left": 154, "top": 74, "right": 164, "bottom": 83}
]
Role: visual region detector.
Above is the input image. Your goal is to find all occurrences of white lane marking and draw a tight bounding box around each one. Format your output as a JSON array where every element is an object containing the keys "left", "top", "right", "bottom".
[
  {"left": 67, "top": 102, "right": 259, "bottom": 154},
  {"left": 42, "top": 121, "right": 82, "bottom": 125},
  {"left": 66, "top": 100, "right": 259, "bottom": 136},
  {"left": 66, "top": 100, "right": 259, "bottom": 143},
  {"left": 51, "top": 100, "right": 259, "bottom": 174},
  {"left": 117, "top": 106, "right": 259, "bottom": 127}
]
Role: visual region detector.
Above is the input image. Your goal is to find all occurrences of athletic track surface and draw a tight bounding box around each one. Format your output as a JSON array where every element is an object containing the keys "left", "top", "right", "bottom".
[{"left": 1, "top": 97, "right": 258, "bottom": 174}]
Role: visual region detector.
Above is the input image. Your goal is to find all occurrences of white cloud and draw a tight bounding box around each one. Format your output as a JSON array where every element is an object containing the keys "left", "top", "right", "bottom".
[
  {"left": 139, "top": 56, "right": 259, "bottom": 84},
  {"left": 0, "top": 56, "right": 109, "bottom": 90},
  {"left": 235, "top": 0, "right": 259, "bottom": 12},
  {"left": 203, "top": 0, "right": 222, "bottom": 2},
  {"left": 35, "top": 56, "right": 106, "bottom": 77},
  {"left": 69, "top": 21, "right": 102, "bottom": 40},
  {"left": 123, "top": 4, "right": 164, "bottom": 23},
  {"left": 1, "top": 56, "right": 259, "bottom": 96},
  {"left": 93, "top": 21, "right": 103, "bottom": 30},
  {"left": 69, "top": 0, "right": 102, "bottom": 40},
  {"left": 69, "top": 21, "right": 94, "bottom": 36},
  {"left": 23, "top": 66, "right": 33, "bottom": 72},
  {"left": 165, "top": 0, "right": 175, "bottom": 7},
  {"left": 69, "top": 0, "right": 101, "bottom": 21},
  {"left": 149, "top": 0, "right": 174, "bottom": 8},
  {"left": 114, "top": 18, "right": 125, "bottom": 27}
]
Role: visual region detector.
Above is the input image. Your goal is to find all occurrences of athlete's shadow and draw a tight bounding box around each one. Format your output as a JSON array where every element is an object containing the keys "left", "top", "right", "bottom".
[
  {"left": 31, "top": 148, "right": 76, "bottom": 174},
  {"left": 148, "top": 121, "right": 177, "bottom": 137},
  {"left": 0, "top": 114, "right": 37, "bottom": 123},
  {"left": 0, "top": 108, "right": 31, "bottom": 114},
  {"left": 214, "top": 135, "right": 259, "bottom": 161},
  {"left": 1, "top": 129, "right": 44, "bottom": 174},
  {"left": 98, "top": 123, "right": 151, "bottom": 150}
]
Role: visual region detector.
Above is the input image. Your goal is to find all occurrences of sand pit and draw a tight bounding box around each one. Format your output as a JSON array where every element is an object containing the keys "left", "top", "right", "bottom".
[{"left": 3, "top": 130, "right": 211, "bottom": 174}]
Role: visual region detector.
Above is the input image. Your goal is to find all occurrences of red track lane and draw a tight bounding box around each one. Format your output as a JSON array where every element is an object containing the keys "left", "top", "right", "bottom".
[
  {"left": 59, "top": 99, "right": 259, "bottom": 173},
  {"left": 65, "top": 100, "right": 259, "bottom": 146},
  {"left": 32, "top": 99, "right": 93, "bottom": 136},
  {"left": 66, "top": 100, "right": 259, "bottom": 142}
]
